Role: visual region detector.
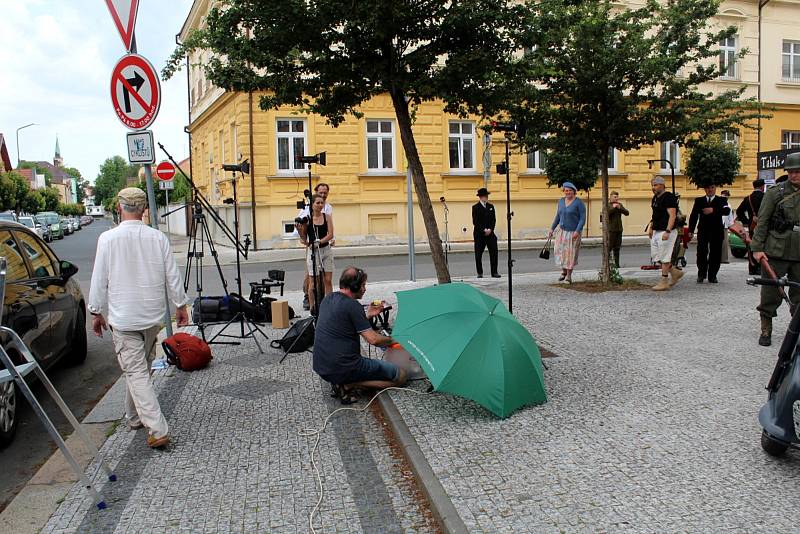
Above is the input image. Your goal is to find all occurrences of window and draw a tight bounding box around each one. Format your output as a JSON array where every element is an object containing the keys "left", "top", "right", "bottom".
[
  {"left": 722, "top": 130, "right": 739, "bottom": 145},
  {"left": 448, "top": 121, "right": 475, "bottom": 170},
  {"left": 719, "top": 36, "right": 737, "bottom": 79},
  {"left": 219, "top": 129, "right": 225, "bottom": 164},
  {"left": 606, "top": 148, "right": 617, "bottom": 171},
  {"left": 277, "top": 119, "right": 307, "bottom": 172},
  {"left": 230, "top": 122, "right": 238, "bottom": 161},
  {"left": 15, "top": 231, "right": 57, "bottom": 278},
  {"left": 783, "top": 40, "right": 800, "bottom": 81},
  {"left": 526, "top": 150, "right": 547, "bottom": 172},
  {"left": 366, "top": 120, "right": 395, "bottom": 171},
  {"left": 782, "top": 131, "right": 800, "bottom": 150},
  {"left": 660, "top": 141, "right": 680, "bottom": 172},
  {"left": 0, "top": 231, "right": 28, "bottom": 282}
]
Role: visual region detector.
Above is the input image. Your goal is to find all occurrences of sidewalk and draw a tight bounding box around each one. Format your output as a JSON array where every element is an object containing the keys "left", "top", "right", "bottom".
[{"left": 8, "top": 263, "right": 800, "bottom": 532}]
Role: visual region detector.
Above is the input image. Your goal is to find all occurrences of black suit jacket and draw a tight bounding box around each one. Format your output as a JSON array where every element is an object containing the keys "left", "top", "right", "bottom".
[
  {"left": 688, "top": 195, "right": 730, "bottom": 236},
  {"left": 472, "top": 202, "right": 496, "bottom": 238},
  {"left": 736, "top": 190, "right": 764, "bottom": 228}
]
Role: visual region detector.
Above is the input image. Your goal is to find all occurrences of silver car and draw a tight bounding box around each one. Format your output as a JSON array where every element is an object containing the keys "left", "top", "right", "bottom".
[{"left": 18, "top": 216, "right": 44, "bottom": 239}]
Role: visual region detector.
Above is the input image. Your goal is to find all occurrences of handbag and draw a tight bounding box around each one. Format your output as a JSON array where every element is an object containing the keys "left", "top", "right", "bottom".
[{"left": 539, "top": 236, "right": 552, "bottom": 260}]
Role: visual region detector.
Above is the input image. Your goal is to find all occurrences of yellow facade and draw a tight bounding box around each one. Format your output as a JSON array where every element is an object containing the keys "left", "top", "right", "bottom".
[{"left": 180, "top": 0, "right": 800, "bottom": 249}]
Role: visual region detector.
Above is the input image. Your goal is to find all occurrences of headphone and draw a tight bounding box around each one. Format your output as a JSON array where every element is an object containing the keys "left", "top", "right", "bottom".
[{"left": 348, "top": 268, "right": 365, "bottom": 293}]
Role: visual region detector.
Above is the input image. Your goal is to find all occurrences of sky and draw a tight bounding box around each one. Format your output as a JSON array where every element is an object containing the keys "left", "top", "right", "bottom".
[{"left": 0, "top": 0, "right": 194, "bottom": 183}]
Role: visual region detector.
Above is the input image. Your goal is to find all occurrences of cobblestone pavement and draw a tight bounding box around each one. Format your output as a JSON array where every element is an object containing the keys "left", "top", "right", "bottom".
[
  {"left": 42, "top": 325, "right": 437, "bottom": 533},
  {"left": 387, "top": 263, "right": 800, "bottom": 532}
]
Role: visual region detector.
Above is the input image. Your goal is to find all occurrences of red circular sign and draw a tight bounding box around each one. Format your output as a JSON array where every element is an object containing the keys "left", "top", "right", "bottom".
[
  {"left": 109, "top": 53, "right": 161, "bottom": 130},
  {"left": 156, "top": 161, "right": 176, "bottom": 181}
]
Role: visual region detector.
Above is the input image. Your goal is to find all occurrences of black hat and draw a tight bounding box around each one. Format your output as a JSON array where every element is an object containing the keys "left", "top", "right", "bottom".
[{"left": 477, "top": 188, "right": 490, "bottom": 197}]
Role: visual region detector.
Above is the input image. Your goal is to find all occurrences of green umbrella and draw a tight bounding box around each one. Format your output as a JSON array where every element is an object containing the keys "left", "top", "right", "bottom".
[{"left": 392, "top": 283, "right": 547, "bottom": 418}]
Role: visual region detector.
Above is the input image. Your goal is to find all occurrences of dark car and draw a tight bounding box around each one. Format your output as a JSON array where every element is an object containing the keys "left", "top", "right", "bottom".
[{"left": 0, "top": 222, "right": 85, "bottom": 447}]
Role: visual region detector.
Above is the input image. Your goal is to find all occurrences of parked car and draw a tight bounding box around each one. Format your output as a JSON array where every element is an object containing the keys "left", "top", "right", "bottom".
[
  {"left": 35, "top": 216, "right": 53, "bottom": 242},
  {"left": 61, "top": 218, "right": 73, "bottom": 236},
  {"left": 17, "top": 216, "right": 44, "bottom": 240},
  {"left": 36, "top": 212, "right": 64, "bottom": 240},
  {"left": 0, "top": 222, "right": 85, "bottom": 447},
  {"left": 80, "top": 215, "right": 93, "bottom": 226},
  {"left": 71, "top": 217, "right": 82, "bottom": 231},
  {"left": 0, "top": 212, "right": 17, "bottom": 223}
]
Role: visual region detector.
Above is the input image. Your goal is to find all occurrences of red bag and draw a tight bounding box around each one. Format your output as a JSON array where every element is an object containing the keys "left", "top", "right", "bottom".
[{"left": 162, "top": 333, "right": 213, "bottom": 371}]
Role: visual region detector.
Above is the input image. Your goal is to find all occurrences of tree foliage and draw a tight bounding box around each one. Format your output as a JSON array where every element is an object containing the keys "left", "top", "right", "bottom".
[
  {"left": 40, "top": 187, "right": 60, "bottom": 212},
  {"left": 498, "top": 0, "right": 764, "bottom": 282},
  {"left": 57, "top": 203, "right": 86, "bottom": 216},
  {"left": 164, "top": 0, "right": 525, "bottom": 284},
  {"left": 136, "top": 172, "right": 191, "bottom": 207},
  {"left": 94, "top": 156, "right": 138, "bottom": 205},
  {"left": 542, "top": 139, "right": 599, "bottom": 192},
  {"left": 685, "top": 135, "right": 740, "bottom": 187},
  {"left": 17, "top": 161, "right": 52, "bottom": 187}
]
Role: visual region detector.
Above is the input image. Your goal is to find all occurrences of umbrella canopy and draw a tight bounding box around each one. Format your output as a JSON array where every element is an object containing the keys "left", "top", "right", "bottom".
[{"left": 392, "top": 283, "right": 547, "bottom": 418}]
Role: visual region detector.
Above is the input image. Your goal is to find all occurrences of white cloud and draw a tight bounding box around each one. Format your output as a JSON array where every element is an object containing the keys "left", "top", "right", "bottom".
[{"left": 0, "top": 0, "right": 194, "bottom": 182}]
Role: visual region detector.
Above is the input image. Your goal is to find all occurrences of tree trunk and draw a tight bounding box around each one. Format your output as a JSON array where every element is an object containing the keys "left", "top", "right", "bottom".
[
  {"left": 600, "top": 149, "right": 611, "bottom": 284},
  {"left": 390, "top": 90, "right": 451, "bottom": 284}
]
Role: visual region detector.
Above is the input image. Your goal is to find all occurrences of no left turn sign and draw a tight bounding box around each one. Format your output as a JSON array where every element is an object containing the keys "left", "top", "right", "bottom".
[{"left": 110, "top": 53, "right": 161, "bottom": 130}]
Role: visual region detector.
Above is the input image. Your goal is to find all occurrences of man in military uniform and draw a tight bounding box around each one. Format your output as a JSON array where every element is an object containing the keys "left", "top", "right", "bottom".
[{"left": 750, "top": 152, "right": 800, "bottom": 346}]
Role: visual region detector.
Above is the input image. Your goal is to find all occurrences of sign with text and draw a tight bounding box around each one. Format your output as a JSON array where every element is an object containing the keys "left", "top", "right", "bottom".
[
  {"left": 110, "top": 54, "right": 161, "bottom": 130},
  {"left": 126, "top": 130, "right": 155, "bottom": 164},
  {"left": 158, "top": 180, "right": 174, "bottom": 190}
]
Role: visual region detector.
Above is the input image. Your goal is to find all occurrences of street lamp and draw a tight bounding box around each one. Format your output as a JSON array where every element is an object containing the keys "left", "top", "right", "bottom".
[{"left": 15, "top": 123, "right": 36, "bottom": 167}]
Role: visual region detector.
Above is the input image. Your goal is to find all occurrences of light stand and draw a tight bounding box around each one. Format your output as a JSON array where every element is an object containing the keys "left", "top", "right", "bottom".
[
  {"left": 440, "top": 197, "right": 450, "bottom": 266},
  {"left": 208, "top": 168, "right": 269, "bottom": 352},
  {"left": 492, "top": 121, "right": 519, "bottom": 313}
]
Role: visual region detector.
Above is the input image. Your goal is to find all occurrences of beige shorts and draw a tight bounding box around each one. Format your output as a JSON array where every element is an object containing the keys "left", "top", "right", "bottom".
[
  {"left": 307, "top": 244, "right": 334, "bottom": 275},
  {"left": 650, "top": 231, "right": 678, "bottom": 264}
]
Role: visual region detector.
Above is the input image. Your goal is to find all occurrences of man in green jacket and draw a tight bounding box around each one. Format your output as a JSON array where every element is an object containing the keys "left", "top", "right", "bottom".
[
  {"left": 607, "top": 191, "right": 629, "bottom": 268},
  {"left": 750, "top": 152, "right": 800, "bottom": 346}
]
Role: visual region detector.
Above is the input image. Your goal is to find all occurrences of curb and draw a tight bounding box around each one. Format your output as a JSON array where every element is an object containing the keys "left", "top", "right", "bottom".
[{"left": 377, "top": 393, "right": 469, "bottom": 534}]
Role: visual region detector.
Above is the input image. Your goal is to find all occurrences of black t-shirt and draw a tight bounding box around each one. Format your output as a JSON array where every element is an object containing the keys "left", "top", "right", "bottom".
[
  {"left": 651, "top": 191, "right": 679, "bottom": 231},
  {"left": 312, "top": 292, "right": 371, "bottom": 379}
]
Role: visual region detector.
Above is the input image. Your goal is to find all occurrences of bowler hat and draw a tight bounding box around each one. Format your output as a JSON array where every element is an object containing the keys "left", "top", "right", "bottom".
[
  {"left": 784, "top": 152, "right": 800, "bottom": 171},
  {"left": 477, "top": 188, "right": 490, "bottom": 197}
]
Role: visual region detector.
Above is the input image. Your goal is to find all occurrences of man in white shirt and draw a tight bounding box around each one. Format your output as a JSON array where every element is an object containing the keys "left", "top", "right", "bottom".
[
  {"left": 88, "top": 188, "right": 189, "bottom": 449},
  {"left": 297, "top": 183, "right": 333, "bottom": 309}
]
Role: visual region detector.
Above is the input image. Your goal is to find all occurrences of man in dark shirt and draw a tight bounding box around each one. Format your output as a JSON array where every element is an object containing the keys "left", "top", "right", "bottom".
[
  {"left": 472, "top": 188, "right": 499, "bottom": 278},
  {"left": 688, "top": 185, "right": 731, "bottom": 284},
  {"left": 736, "top": 178, "right": 765, "bottom": 233},
  {"left": 313, "top": 267, "right": 407, "bottom": 401},
  {"left": 649, "top": 177, "right": 683, "bottom": 291},
  {"left": 606, "top": 191, "right": 629, "bottom": 268}
]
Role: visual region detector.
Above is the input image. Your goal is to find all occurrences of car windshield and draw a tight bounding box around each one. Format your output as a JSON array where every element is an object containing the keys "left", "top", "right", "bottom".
[
  {"left": 19, "top": 217, "right": 35, "bottom": 228},
  {"left": 0, "top": 213, "right": 16, "bottom": 221},
  {"left": 38, "top": 213, "right": 59, "bottom": 224}
]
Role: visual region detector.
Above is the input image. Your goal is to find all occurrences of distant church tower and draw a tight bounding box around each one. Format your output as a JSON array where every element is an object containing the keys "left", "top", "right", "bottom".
[{"left": 54, "top": 136, "right": 63, "bottom": 168}]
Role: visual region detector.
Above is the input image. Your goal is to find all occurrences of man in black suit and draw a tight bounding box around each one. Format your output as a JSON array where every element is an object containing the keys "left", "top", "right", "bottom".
[
  {"left": 472, "top": 187, "right": 500, "bottom": 278},
  {"left": 688, "top": 184, "right": 731, "bottom": 283},
  {"left": 735, "top": 178, "right": 765, "bottom": 233}
]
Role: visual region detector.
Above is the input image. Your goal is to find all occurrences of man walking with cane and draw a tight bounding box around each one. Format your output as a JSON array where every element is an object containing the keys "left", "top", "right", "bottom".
[{"left": 88, "top": 188, "right": 189, "bottom": 448}]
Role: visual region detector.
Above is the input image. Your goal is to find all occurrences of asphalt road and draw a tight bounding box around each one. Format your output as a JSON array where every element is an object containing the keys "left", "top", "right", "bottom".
[{"left": 0, "top": 218, "right": 120, "bottom": 513}]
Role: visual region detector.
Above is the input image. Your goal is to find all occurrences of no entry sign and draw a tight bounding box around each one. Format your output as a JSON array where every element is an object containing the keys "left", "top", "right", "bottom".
[
  {"left": 156, "top": 161, "right": 176, "bottom": 181},
  {"left": 110, "top": 54, "right": 161, "bottom": 130}
]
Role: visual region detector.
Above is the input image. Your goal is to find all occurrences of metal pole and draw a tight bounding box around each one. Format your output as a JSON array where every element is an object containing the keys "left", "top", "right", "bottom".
[
  {"left": 15, "top": 123, "right": 35, "bottom": 167},
  {"left": 505, "top": 138, "right": 513, "bottom": 313},
  {"left": 144, "top": 164, "right": 174, "bottom": 337},
  {"left": 407, "top": 167, "right": 416, "bottom": 281}
]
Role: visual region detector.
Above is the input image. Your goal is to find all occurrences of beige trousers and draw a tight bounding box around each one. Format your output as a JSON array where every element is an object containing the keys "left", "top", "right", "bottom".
[{"left": 111, "top": 325, "right": 169, "bottom": 438}]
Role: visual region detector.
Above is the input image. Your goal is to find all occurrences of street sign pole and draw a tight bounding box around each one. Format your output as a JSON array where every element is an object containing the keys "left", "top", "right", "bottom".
[
  {"left": 165, "top": 188, "right": 170, "bottom": 239},
  {"left": 144, "top": 164, "right": 173, "bottom": 337}
]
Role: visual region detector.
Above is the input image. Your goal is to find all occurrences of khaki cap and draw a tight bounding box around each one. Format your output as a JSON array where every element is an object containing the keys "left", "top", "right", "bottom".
[{"left": 117, "top": 187, "right": 148, "bottom": 210}]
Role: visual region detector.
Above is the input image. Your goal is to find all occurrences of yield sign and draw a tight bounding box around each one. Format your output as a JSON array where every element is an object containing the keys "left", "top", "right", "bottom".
[
  {"left": 110, "top": 54, "right": 161, "bottom": 130},
  {"left": 156, "top": 161, "right": 176, "bottom": 181},
  {"left": 104, "top": 0, "right": 140, "bottom": 52}
]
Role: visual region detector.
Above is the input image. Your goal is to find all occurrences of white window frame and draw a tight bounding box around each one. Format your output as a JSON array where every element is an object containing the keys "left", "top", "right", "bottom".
[
  {"left": 660, "top": 141, "right": 680, "bottom": 172},
  {"left": 276, "top": 119, "right": 307, "bottom": 173},
  {"left": 366, "top": 119, "right": 396, "bottom": 172},
  {"left": 782, "top": 130, "right": 800, "bottom": 150},
  {"left": 606, "top": 148, "right": 617, "bottom": 172},
  {"left": 448, "top": 121, "right": 475, "bottom": 171},
  {"left": 722, "top": 130, "right": 739, "bottom": 146},
  {"left": 526, "top": 149, "right": 547, "bottom": 172},
  {"left": 719, "top": 36, "right": 738, "bottom": 79},
  {"left": 783, "top": 40, "right": 800, "bottom": 82}
]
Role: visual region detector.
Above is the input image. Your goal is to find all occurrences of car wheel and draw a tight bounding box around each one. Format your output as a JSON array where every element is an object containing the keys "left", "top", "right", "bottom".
[
  {"left": 761, "top": 430, "right": 789, "bottom": 457},
  {"left": 67, "top": 310, "right": 88, "bottom": 366},
  {"left": 0, "top": 379, "right": 19, "bottom": 448},
  {"left": 731, "top": 248, "right": 747, "bottom": 259}
]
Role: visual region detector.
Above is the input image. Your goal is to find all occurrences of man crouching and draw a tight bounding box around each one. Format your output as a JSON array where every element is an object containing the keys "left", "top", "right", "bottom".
[{"left": 313, "top": 266, "right": 407, "bottom": 403}]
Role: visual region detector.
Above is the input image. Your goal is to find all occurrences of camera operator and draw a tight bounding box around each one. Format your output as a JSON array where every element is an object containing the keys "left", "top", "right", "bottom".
[
  {"left": 751, "top": 153, "right": 800, "bottom": 346},
  {"left": 313, "top": 267, "right": 407, "bottom": 404},
  {"left": 297, "top": 183, "right": 333, "bottom": 310},
  {"left": 298, "top": 193, "right": 335, "bottom": 312}
]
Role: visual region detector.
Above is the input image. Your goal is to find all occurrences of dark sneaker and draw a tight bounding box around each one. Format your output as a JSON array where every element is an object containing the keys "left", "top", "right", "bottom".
[
  {"left": 758, "top": 334, "right": 772, "bottom": 347},
  {"left": 491, "top": 273, "right": 501, "bottom": 278}
]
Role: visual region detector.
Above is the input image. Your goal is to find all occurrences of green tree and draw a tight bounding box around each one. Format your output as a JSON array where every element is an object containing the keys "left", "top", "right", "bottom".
[
  {"left": 542, "top": 140, "right": 599, "bottom": 193},
  {"left": 18, "top": 161, "right": 52, "bottom": 187},
  {"left": 501, "top": 0, "right": 764, "bottom": 283},
  {"left": 21, "top": 190, "right": 44, "bottom": 214},
  {"left": 685, "top": 135, "right": 740, "bottom": 188},
  {"left": 165, "top": 0, "right": 524, "bottom": 284},
  {"left": 40, "top": 187, "right": 60, "bottom": 212},
  {"left": 94, "top": 156, "right": 138, "bottom": 205}
]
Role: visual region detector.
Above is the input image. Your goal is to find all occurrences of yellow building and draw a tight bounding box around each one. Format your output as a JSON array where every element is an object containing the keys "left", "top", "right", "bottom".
[{"left": 179, "top": 0, "right": 800, "bottom": 250}]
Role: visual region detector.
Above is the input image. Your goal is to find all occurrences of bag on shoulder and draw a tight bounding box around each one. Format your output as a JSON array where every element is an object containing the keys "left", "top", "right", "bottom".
[
  {"left": 270, "top": 317, "right": 315, "bottom": 353},
  {"left": 162, "top": 333, "right": 213, "bottom": 371},
  {"left": 539, "top": 236, "right": 552, "bottom": 260}
]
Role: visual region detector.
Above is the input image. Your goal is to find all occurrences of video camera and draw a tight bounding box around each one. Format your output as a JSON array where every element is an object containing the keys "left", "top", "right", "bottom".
[{"left": 221, "top": 159, "right": 250, "bottom": 174}]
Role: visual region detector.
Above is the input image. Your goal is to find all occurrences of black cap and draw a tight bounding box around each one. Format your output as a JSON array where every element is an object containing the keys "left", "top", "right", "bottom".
[{"left": 477, "top": 187, "right": 490, "bottom": 197}]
